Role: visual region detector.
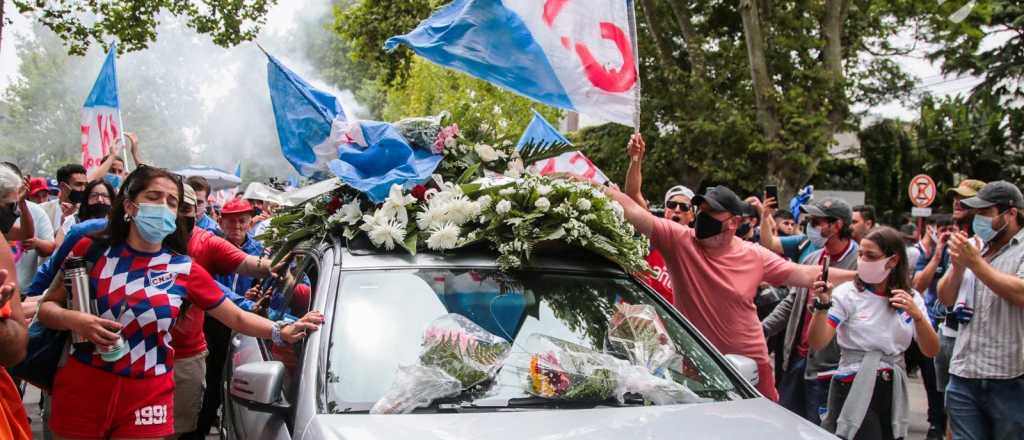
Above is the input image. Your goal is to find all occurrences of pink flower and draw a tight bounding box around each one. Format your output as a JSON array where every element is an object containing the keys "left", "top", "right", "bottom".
[{"left": 432, "top": 124, "right": 461, "bottom": 154}]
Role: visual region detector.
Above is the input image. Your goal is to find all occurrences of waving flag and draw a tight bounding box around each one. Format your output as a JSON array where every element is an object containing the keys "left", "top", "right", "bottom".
[
  {"left": 265, "top": 52, "right": 348, "bottom": 177},
  {"left": 790, "top": 185, "right": 814, "bottom": 222},
  {"left": 81, "top": 43, "right": 122, "bottom": 172},
  {"left": 518, "top": 110, "right": 609, "bottom": 184},
  {"left": 385, "top": 0, "right": 639, "bottom": 127}
]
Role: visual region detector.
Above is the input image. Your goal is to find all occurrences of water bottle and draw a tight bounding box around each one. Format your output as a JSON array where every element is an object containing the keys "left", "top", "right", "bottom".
[{"left": 63, "top": 257, "right": 94, "bottom": 345}]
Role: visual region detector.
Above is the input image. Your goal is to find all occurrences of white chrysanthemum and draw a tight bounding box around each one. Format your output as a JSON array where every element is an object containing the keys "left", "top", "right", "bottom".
[
  {"left": 499, "top": 188, "right": 516, "bottom": 196},
  {"left": 475, "top": 144, "right": 500, "bottom": 162},
  {"left": 610, "top": 201, "right": 625, "bottom": 219},
  {"left": 477, "top": 195, "right": 493, "bottom": 210},
  {"left": 366, "top": 217, "right": 406, "bottom": 250},
  {"left": 426, "top": 222, "right": 461, "bottom": 250},
  {"left": 576, "top": 199, "right": 592, "bottom": 211},
  {"left": 495, "top": 199, "right": 512, "bottom": 215},
  {"left": 379, "top": 184, "right": 416, "bottom": 225},
  {"left": 337, "top": 201, "right": 363, "bottom": 225},
  {"left": 535, "top": 197, "right": 551, "bottom": 212},
  {"left": 505, "top": 158, "right": 525, "bottom": 178},
  {"left": 416, "top": 203, "right": 448, "bottom": 231},
  {"left": 537, "top": 185, "right": 552, "bottom": 196},
  {"left": 304, "top": 203, "right": 317, "bottom": 216},
  {"left": 447, "top": 196, "right": 478, "bottom": 224}
]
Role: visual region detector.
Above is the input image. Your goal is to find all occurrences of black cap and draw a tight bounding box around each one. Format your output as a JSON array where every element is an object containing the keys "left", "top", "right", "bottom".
[
  {"left": 800, "top": 197, "right": 853, "bottom": 225},
  {"left": 961, "top": 181, "right": 1024, "bottom": 209},
  {"left": 693, "top": 186, "right": 747, "bottom": 216}
]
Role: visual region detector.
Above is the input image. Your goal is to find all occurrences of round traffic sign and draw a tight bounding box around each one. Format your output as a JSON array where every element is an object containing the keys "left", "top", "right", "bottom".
[{"left": 908, "top": 174, "right": 937, "bottom": 208}]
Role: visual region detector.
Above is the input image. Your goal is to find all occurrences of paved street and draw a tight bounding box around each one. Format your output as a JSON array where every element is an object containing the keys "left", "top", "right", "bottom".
[{"left": 22, "top": 375, "right": 934, "bottom": 439}]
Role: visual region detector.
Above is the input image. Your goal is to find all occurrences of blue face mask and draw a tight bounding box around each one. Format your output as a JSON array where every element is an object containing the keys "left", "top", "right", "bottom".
[
  {"left": 104, "top": 174, "right": 122, "bottom": 190},
  {"left": 973, "top": 213, "right": 1005, "bottom": 243},
  {"left": 807, "top": 223, "right": 830, "bottom": 247},
  {"left": 133, "top": 203, "right": 178, "bottom": 244}
]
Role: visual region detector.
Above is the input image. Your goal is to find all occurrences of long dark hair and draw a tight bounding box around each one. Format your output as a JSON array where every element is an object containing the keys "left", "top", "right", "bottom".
[
  {"left": 857, "top": 226, "right": 912, "bottom": 293},
  {"left": 104, "top": 165, "right": 189, "bottom": 254}
]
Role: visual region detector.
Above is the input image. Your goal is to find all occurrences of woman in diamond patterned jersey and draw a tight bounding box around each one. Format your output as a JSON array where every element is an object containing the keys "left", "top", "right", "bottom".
[{"left": 37, "top": 166, "right": 323, "bottom": 440}]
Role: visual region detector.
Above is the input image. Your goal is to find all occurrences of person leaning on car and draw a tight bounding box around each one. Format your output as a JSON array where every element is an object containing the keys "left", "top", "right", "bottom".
[
  {"left": 561, "top": 133, "right": 857, "bottom": 401},
  {"left": 762, "top": 198, "right": 856, "bottom": 425}
]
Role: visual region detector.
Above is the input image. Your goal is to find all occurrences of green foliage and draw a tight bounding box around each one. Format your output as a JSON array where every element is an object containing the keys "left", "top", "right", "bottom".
[
  {"left": 11, "top": 0, "right": 277, "bottom": 55},
  {"left": 860, "top": 120, "right": 913, "bottom": 223}
]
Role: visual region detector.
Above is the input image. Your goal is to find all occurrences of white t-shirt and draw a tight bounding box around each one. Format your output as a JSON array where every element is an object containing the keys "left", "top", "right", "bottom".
[
  {"left": 13, "top": 201, "right": 55, "bottom": 286},
  {"left": 905, "top": 245, "right": 922, "bottom": 274},
  {"left": 939, "top": 236, "right": 984, "bottom": 337},
  {"left": 39, "top": 199, "right": 64, "bottom": 234},
  {"left": 827, "top": 281, "right": 927, "bottom": 377}
]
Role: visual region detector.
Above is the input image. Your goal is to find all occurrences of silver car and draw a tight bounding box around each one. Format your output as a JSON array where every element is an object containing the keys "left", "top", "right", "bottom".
[{"left": 222, "top": 241, "right": 837, "bottom": 439}]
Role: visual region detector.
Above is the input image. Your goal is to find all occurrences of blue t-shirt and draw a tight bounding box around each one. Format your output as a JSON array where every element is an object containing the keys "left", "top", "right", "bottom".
[
  {"left": 913, "top": 243, "right": 950, "bottom": 322},
  {"left": 26, "top": 218, "right": 108, "bottom": 296}
]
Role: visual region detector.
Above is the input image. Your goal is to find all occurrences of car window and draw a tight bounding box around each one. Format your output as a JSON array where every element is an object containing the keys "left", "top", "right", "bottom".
[
  {"left": 324, "top": 269, "right": 745, "bottom": 413},
  {"left": 261, "top": 253, "right": 319, "bottom": 406}
]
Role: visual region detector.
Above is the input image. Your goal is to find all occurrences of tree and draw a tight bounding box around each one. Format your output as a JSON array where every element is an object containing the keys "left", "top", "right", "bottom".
[
  {"left": 6, "top": 0, "right": 278, "bottom": 55},
  {"left": 334, "top": 0, "right": 924, "bottom": 200},
  {"left": 860, "top": 120, "right": 912, "bottom": 223}
]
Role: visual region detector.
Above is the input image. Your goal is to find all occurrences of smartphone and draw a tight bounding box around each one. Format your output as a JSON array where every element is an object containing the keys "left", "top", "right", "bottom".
[
  {"left": 821, "top": 255, "right": 830, "bottom": 285},
  {"left": 765, "top": 185, "right": 779, "bottom": 208}
]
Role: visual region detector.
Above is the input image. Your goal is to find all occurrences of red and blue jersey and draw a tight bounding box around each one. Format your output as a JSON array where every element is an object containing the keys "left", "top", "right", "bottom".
[{"left": 69, "top": 240, "right": 226, "bottom": 378}]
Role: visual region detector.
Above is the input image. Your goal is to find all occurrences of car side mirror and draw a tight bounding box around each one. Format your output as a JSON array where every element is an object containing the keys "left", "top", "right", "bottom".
[
  {"left": 724, "top": 354, "right": 760, "bottom": 386},
  {"left": 230, "top": 361, "right": 291, "bottom": 414}
]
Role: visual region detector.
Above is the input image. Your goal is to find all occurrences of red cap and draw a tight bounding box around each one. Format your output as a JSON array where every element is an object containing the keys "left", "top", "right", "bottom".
[
  {"left": 28, "top": 177, "right": 49, "bottom": 196},
  {"left": 221, "top": 199, "right": 254, "bottom": 216}
]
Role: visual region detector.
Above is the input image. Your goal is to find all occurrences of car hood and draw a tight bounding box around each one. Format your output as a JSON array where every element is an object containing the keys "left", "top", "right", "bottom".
[{"left": 302, "top": 398, "right": 837, "bottom": 440}]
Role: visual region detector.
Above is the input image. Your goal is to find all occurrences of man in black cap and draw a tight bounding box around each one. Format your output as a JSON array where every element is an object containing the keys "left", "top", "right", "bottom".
[
  {"left": 939, "top": 181, "right": 1024, "bottom": 440},
  {"left": 587, "top": 153, "right": 856, "bottom": 400},
  {"left": 763, "top": 198, "right": 855, "bottom": 423}
]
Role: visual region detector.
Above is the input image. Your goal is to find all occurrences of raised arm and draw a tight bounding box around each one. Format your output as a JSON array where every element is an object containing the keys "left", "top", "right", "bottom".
[
  {"left": 602, "top": 185, "right": 658, "bottom": 238},
  {"left": 87, "top": 140, "right": 123, "bottom": 181},
  {"left": 785, "top": 263, "right": 857, "bottom": 290},
  {"left": 759, "top": 199, "right": 785, "bottom": 254},
  {"left": 948, "top": 232, "right": 1024, "bottom": 307},
  {"left": 126, "top": 132, "right": 143, "bottom": 168},
  {"left": 624, "top": 133, "right": 649, "bottom": 210}
]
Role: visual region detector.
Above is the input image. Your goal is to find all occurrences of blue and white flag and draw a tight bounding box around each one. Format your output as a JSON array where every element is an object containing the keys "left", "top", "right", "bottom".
[
  {"left": 327, "top": 121, "right": 444, "bottom": 203},
  {"left": 385, "top": 0, "right": 639, "bottom": 127},
  {"left": 265, "top": 53, "right": 347, "bottom": 177},
  {"left": 81, "top": 42, "right": 122, "bottom": 172},
  {"left": 518, "top": 110, "right": 609, "bottom": 184},
  {"left": 790, "top": 185, "right": 814, "bottom": 222}
]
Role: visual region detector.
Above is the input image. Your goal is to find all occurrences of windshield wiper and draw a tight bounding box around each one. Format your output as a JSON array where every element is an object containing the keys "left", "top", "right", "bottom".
[{"left": 481, "top": 394, "right": 646, "bottom": 410}]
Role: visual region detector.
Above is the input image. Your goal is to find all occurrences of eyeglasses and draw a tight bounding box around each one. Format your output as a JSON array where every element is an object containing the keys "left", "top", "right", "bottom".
[
  {"left": 88, "top": 193, "right": 111, "bottom": 202},
  {"left": 666, "top": 201, "right": 691, "bottom": 211}
]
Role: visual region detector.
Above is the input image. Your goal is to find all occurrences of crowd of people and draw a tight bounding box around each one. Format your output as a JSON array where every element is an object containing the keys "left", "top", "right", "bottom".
[
  {"left": 612, "top": 133, "right": 1023, "bottom": 440},
  {"left": 0, "top": 136, "right": 322, "bottom": 440},
  {"left": 1, "top": 130, "right": 1022, "bottom": 440}
]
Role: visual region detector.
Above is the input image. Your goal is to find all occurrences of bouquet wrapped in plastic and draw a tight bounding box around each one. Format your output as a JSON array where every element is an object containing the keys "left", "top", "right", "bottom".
[
  {"left": 607, "top": 303, "right": 677, "bottom": 374},
  {"left": 370, "top": 365, "right": 462, "bottom": 414},
  {"left": 392, "top": 113, "right": 447, "bottom": 152},
  {"left": 372, "top": 314, "right": 512, "bottom": 414},
  {"left": 419, "top": 314, "right": 512, "bottom": 388},
  {"left": 525, "top": 335, "right": 618, "bottom": 402}
]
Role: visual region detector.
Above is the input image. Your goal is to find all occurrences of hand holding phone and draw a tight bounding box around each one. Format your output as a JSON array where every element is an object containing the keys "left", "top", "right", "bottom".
[
  {"left": 821, "top": 255, "right": 830, "bottom": 285},
  {"left": 765, "top": 185, "right": 779, "bottom": 209}
]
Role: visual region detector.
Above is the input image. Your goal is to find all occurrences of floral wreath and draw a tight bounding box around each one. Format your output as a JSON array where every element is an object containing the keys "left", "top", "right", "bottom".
[{"left": 259, "top": 116, "right": 650, "bottom": 274}]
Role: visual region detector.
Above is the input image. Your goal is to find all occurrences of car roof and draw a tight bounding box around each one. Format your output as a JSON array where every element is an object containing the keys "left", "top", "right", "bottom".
[{"left": 332, "top": 238, "right": 627, "bottom": 275}]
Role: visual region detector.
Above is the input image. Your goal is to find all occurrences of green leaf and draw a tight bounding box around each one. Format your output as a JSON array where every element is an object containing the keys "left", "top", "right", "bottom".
[
  {"left": 402, "top": 230, "right": 419, "bottom": 255},
  {"left": 517, "top": 140, "right": 576, "bottom": 165},
  {"left": 457, "top": 162, "right": 481, "bottom": 184},
  {"left": 460, "top": 183, "right": 483, "bottom": 195}
]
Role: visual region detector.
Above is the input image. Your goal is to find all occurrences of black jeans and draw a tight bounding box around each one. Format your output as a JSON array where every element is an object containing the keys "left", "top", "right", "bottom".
[
  {"left": 180, "top": 318, "right": 233, "bottom": 440},
  {"left": 825, "top": 375, "right": 899, "bottom": 440}
]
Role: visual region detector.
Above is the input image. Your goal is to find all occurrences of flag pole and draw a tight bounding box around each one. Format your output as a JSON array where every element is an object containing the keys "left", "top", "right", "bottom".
[
  {"left": 627, "top": 0, "right": 641, "bottom": 133},
  {"left": 112, "top": 40, "right": 131, "bottom": 170}
]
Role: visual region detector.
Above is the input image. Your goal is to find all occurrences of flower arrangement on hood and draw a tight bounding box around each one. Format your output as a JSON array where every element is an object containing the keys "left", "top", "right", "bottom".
[{"left": 258, "top": 115, "right": 649, "bottom": 274}]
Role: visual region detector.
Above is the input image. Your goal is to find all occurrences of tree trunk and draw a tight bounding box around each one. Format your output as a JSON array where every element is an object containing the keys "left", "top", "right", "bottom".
[
  {"left": 664, "top": 0, "right": 707, "bottom": 78},
  {"left": 821, "top": 0, "right": 850, "bottom": 133},
  {"left": 638, "top": 0, "right": 675, "bottom": 67},
  {"left": 738, "top": 0, "right": 781, "bottom": 140}
]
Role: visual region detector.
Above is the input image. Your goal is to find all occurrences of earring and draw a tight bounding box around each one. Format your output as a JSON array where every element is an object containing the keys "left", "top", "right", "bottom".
[{"left": 124, "top": 212, "right": 132, "bottom": 222}]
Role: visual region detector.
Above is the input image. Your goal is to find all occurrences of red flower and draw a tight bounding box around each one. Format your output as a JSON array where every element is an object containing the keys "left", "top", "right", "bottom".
[
  {"left": 411, "top": 185, "right": 428, "bottom": 201},
  {"left": 325, "top": 197, "right": 343, "bottom": 214}
]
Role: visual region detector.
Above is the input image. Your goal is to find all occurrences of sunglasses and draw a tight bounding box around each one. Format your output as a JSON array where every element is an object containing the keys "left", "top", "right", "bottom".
[{"left": 666, "top": 201, "right": 691, "bottom": 211}]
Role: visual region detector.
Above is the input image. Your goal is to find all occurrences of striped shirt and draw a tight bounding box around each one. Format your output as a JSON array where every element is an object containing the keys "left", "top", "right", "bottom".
[{"left": 950, "top": 228, "right": 1024, "bottom": 379}]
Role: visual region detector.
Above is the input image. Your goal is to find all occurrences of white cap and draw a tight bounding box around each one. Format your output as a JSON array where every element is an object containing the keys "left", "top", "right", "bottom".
[{"left": 664, "top": 185, "right": 695, "bottom": 205}]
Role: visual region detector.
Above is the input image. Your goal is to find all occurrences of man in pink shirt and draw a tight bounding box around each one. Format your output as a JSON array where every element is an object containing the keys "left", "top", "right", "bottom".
[{"left": 593, "top": 134, "right": 857, "bottom": 400}]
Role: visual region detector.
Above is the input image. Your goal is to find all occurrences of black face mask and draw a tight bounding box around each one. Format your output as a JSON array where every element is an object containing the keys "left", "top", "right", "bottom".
[
  {"left": 78, "top": 203, "right": 111, "bottom": 221},
  {"left": 183, "top": 216, "right": 196, "bottom": 236},
  {"left": 736, "top": 222, "right": 752, "bottom": 238},
  {"left": 68, "top": 189, "right": 87, "bottom": 204},
  {"left": 695, "top": 211, "right": 725, "bottom": 240},
  {"left": 253, "top": 207, "right": 263, "bottom": 217},
  {"left": 0, "top": 203, "right": 20, "bottom": 234}
]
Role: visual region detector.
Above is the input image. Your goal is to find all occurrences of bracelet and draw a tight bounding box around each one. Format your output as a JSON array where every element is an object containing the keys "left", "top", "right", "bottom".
[
  {"left": 813, "top": 298, "right": 833, "bottom": 311},
  {"left": 271, "top": 320, "right": 289, "bottom": 346}
]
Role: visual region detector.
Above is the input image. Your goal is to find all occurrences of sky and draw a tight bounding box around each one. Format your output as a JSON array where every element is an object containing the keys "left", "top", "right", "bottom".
[{"left": 0, "top": 1, "right": 1007, "bottom": 131}]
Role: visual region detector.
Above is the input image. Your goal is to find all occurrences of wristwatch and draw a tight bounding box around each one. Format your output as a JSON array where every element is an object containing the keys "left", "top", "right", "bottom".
[{"left": 813, "top": 298, "right": 833, "bottom": 311}]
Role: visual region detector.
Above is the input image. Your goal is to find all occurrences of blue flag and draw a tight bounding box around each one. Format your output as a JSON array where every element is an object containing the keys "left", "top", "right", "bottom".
[
  {"left": 81, "top": 42, "right": 122, "bottom": 171},
  {"left": 790, "top": 185, "right": 814, "bottom": 221},
  {"left": 327, "top": 121, "right": 444, "bottom": 203},
  {"left": 516, "top": 109, "right": 570, "bottom": 150},
  {"left": 265, "top": 53, "right": 347, "bottom": 177},
  {"left": 233, "top": 162, "right": 242, "bottom": 178}
]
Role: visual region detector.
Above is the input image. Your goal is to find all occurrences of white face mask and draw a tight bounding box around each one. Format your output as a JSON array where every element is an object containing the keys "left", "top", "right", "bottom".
[
  {"left": 857, "top": 256, "right": 893, "bottom": 284},
  {"left": 808, "top": 224, "right": 830, "bottom": 247}
]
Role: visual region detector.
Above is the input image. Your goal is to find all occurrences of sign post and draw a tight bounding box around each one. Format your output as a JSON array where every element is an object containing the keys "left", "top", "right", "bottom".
[{"left": 908, "top": 174, "right": 937, "bottom": 239}]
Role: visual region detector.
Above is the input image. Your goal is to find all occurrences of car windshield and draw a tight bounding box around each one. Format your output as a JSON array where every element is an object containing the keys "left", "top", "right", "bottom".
[{"left": 324, "top": 268, "right": 747, "bottom": 413}]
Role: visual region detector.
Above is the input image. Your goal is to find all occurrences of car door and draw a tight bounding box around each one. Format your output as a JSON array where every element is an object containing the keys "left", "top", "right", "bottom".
[{"left": 223, "top": 250, "right": 321, "bottom": 440}]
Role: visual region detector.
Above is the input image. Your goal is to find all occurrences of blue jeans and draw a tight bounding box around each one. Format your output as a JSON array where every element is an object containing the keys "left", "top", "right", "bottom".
[
  {"left": 945, "top": 374, "right": 1024, "bottom": 440},
  {"left": 779, "top": 357, "right": 830, "bottom": 425}
]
